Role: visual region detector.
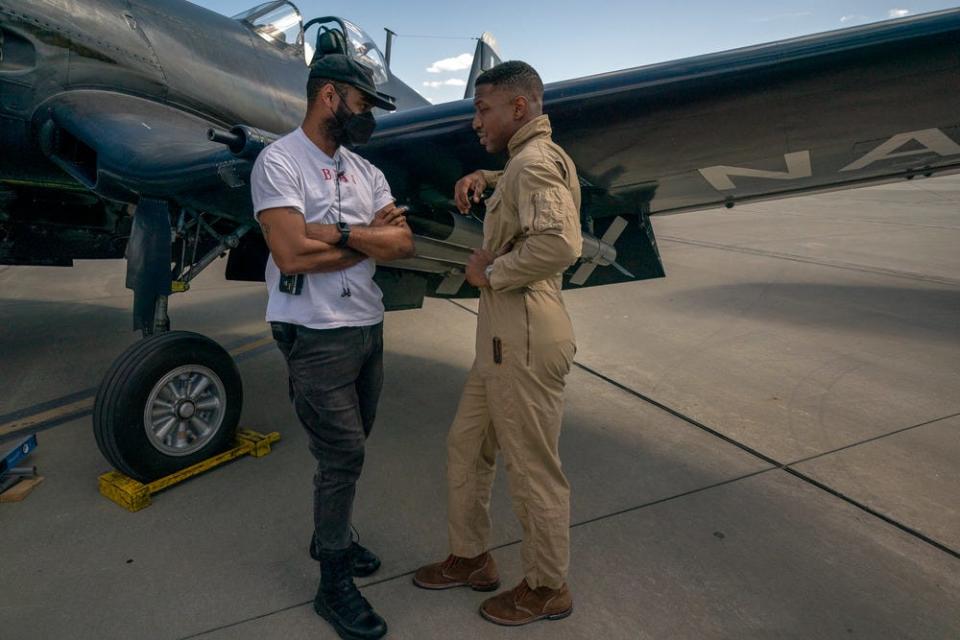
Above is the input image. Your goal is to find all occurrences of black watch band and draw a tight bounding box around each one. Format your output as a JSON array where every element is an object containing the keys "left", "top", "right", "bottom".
[{"left": 336, "top": 222, "right": 351, "bottom": 248}]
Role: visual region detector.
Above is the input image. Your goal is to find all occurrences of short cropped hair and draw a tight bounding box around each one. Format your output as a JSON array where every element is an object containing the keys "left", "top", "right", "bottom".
[
  {"left": 307, "top": 77, "right": 349, "bottom": 103},
  {"left": 475, "top": 60, "right": 544, "bottom": 98}
]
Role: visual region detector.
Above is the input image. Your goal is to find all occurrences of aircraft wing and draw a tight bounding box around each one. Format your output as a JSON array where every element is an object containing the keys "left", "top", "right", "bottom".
[
  {"left": 340, "top": 9, "right": 960, "bottom": 295},
  {"left": 27, "top": 9, "right": 960, "bottom": 302},
  {"left": 544, "top": 9, "right": 960, "bottom": 215},
  {"left": 363, "top": 8, "right": 960, "bottom": 218}
]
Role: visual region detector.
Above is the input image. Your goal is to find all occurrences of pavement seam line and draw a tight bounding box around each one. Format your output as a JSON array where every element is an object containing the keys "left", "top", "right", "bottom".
[
  {"left": 786, "top": 410, "right": 960, "bottom": 466},
  {"left": 0, "top": 284, "right": 263, "bottom": 309},
  {"left": 447, "top": 299, "right": 780, "bottom": 465},
  {"left": 178, "top": 467, "right": 777, "bottom": 640},
  {"left": 0, "top": 330, "right": 275, "bottom": 442},
  {"left": 782, "top": 467, "right": 960, "bottom": 560},
  {"left": 657, "top": 235, "right": 960, "bottom": 287},
  {"left": 178, "top": 599, "right": 313, "bottom": 640},
  {"left": 572, "top": 358, "right": 960, "bottom": 560},
  {"left": 735, "top": 208, "right": 960, "bottom": 232},
  {"left": 445, "top": 298, "right": 960, "bottom": 559}
]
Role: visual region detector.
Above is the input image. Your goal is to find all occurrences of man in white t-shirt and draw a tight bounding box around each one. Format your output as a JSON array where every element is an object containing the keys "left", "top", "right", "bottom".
[{"left": 250, "top": 54, "right": 414, "bottom": 640}]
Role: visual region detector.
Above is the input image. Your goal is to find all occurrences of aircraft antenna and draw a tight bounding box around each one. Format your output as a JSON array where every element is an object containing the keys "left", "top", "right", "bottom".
[{"left": 384, "top": 28, "right": 397, "bottom": 68}]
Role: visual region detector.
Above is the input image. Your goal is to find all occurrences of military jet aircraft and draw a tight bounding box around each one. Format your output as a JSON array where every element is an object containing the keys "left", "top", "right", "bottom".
[{"left": 2, "top": 0, "right": 959, "bottom": 482}]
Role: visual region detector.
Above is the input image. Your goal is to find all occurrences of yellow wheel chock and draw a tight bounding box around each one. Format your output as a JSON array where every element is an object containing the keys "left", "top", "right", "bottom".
[{"left": 98, "top": 429, "right": 280, "bottom": 512}]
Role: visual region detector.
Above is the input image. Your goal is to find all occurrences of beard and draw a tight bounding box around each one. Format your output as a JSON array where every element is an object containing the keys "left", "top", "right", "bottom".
[{"left": 323, "top": 113, "right": 349, "bottom": 146}]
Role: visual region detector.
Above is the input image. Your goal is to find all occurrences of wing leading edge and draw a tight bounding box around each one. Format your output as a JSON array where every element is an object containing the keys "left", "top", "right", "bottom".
[{"left": 365, "top": 9, "right": 960, "bottom": 217}]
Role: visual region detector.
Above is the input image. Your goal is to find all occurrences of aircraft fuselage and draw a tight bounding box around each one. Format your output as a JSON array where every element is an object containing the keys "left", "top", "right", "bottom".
[{"left": 0, "top": 0, "right": 309, "bottom": 188}]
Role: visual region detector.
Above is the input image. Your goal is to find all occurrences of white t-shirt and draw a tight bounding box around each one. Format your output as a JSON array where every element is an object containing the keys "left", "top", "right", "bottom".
[{"left": 250, "top": 127, "right": 395, "bottom": 329}]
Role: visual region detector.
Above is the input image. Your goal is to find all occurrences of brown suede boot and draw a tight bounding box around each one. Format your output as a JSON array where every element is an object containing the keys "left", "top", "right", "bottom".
[
  {"left": 412, "top": 553, "right": 500, "bottom": 591},
  {"left": 479, "top": 579, "right": 573, "bottom": 626}
]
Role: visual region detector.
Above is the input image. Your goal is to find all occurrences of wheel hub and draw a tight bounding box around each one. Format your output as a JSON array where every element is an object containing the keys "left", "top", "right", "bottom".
[
  {"left": 176, "top": 400, "right": 197, "bottom": 419},
  {"left": 144, "top": 365, "right": 227, "bottom": 457}
]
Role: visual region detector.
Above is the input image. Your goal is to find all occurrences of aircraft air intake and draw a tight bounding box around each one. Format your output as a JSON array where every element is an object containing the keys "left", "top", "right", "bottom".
[
  {"left": 0, "top": 27, "right": 37, "bottom": 71},
  {"left": 38, "top": 121, "right": 98, "bottom": 189}
]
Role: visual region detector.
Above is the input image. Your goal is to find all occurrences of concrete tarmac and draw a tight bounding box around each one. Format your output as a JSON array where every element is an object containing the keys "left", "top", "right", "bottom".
[{"left": 0, "top": 175, "right": 957, "bottom": 639}]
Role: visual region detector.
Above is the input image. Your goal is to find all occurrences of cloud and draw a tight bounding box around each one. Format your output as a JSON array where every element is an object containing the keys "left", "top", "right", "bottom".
[
  {"left": 426, "top": 53, "right": 473, "bottom": 73},
  {"left": 889, "top": 8, "right": 910, "bottom": 18},
  {"left": 422, "top": 78, "right": 467, "bottom": 88},
  {"left": 840, "top": 14, "right": 868, "bottom": 24}
]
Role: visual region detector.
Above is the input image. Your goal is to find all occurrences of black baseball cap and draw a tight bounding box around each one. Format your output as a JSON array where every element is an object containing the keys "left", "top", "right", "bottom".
[{"left": 309, "top": 54, "right": 397, "bottom": 111}]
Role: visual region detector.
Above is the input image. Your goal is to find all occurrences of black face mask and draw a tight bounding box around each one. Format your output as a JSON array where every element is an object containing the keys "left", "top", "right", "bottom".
[{"left": 329, "top": 89, "right": 376, "bottom": 146}]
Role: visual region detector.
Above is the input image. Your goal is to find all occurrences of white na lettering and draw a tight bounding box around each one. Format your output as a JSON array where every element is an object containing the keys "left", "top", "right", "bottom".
[{"left": 699, "top": 151, "right": 812, "bottom": 191}]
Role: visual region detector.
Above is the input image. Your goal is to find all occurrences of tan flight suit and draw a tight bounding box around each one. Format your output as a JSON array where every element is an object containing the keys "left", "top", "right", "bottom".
[{"left": 447, "top": 115, "right": 582, "bottom": 590}]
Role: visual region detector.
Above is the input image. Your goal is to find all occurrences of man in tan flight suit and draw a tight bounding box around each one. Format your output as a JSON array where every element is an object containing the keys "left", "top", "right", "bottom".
[{"left": 414, "top": 61, "right": 582, "bottom": 627}]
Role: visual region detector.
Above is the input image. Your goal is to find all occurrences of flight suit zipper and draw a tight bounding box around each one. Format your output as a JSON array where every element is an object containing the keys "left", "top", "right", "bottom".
[{"left": 523, "top": 291, "right": 531, "bottom": 367}]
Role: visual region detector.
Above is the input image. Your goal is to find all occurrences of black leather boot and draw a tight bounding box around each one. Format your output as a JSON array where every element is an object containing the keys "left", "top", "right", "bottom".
[
  {"left": 310, "top": 533, "right": 382, "bottom": 577},
  {"left": 315, "top": 548, "right": 387, "bottom": 640}
]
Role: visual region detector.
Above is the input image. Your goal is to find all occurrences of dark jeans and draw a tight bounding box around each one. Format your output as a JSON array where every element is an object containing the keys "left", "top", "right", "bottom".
[{"left": 271, "top": 321, "right": 384, "bottom": 551}]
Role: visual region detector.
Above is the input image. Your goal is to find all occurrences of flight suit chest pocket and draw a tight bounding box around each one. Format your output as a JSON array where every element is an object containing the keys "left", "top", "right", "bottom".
[
  {"left": 482, "top": 190, "right": 504, "bottom": 247},
  {"left": 485, "top": 190, "right": 503, "bottom": 212}
]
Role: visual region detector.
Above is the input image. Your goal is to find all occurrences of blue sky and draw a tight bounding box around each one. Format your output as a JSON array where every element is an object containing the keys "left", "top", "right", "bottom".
[{"left": 190, "top": 1, "right": 959, "bottom": 104}]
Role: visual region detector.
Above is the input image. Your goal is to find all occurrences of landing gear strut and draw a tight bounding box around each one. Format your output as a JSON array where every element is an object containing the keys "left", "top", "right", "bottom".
[{"left": 93, "top": 200, "right": 251, "bottom": 482}]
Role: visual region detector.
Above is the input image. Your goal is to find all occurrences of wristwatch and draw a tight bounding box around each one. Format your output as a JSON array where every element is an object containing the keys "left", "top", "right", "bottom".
[
  {"left": 484, "top": 264, "right": 494, "bottom": 281},
  {"left": 336, "top": 221, "right": 351, "bottom": 248}
]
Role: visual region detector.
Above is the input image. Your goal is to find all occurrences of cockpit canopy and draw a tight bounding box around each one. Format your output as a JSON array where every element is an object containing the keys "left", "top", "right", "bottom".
[{"left": 233, "top": 1, "right": 388, "bottom": 84}]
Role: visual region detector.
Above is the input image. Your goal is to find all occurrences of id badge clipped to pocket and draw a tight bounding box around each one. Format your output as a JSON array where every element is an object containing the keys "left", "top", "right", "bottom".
[{"left": 279, "top": 273, "right": 304, "bottom": 295}]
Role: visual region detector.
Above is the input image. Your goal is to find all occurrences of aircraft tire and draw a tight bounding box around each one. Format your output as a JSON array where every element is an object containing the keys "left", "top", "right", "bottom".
[{"left": 93, "top": 331, "right": 242, "bottom": 483}]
